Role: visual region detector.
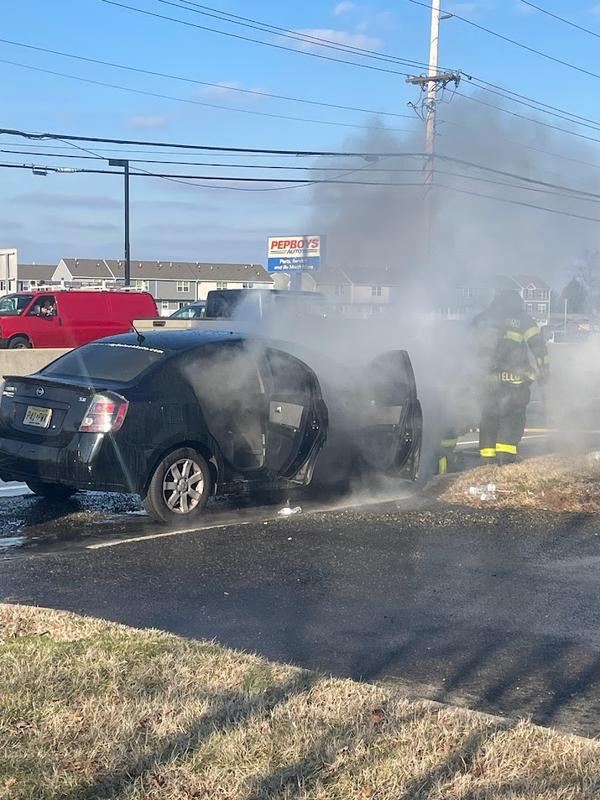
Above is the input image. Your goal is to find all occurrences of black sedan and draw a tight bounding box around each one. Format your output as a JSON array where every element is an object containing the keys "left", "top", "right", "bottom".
[{"left": 0, "top": 330, "right": 421, "bottom": 523}]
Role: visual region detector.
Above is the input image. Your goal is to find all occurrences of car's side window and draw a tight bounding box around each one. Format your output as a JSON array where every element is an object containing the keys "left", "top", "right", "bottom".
[{"left": 264, "top": 349, "right": 311, "bottom": 397}]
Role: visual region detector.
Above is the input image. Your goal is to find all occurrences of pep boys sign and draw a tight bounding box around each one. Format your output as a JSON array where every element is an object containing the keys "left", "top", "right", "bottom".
[{"left": 267, "top": 235, "right": 323, "bottom": 272}]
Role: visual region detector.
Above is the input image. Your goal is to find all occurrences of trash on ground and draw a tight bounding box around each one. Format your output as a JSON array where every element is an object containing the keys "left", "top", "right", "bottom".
[
  {"left": 467, "top": 483, "right": 497, "bottom": 501},
  {"left": 278, "top": 503, "right": 302, "bottom": 517}
]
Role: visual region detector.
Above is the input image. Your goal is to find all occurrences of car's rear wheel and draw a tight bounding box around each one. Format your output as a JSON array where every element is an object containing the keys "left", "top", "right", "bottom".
[
  {"left": 142, "top": 447, "right": 211, "bottom": 524},
  {"left": 26, "top": 480, "right": 78, "bottom": 500},
  {"left": 9, "top": 336, "right": 31, "bottom": 349}
]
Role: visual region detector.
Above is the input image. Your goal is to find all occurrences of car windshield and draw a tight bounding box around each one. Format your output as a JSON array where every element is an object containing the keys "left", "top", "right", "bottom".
[
  {"left": 41, "top": 342, "right": 166, "bottom": 383},
  {"left": 0, "top": 294, "right": 33, "bottom": 316}
]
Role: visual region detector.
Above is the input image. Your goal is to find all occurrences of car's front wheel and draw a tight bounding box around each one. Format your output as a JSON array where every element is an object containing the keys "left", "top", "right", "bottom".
[
  {"left": 26, "top": 480, "right": 78, "bottom": 500},
  {"left": 142, "top": 447, "right": 211, "bottom": 524}
]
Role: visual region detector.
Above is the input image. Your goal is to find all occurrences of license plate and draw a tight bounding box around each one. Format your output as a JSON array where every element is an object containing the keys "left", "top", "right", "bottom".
[{"left": 23, "top": 405, "right": 52, "bottom": 429}]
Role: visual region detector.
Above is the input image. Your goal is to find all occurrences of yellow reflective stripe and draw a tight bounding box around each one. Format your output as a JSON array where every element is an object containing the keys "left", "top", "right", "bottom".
[
  {"left": 438, "top": 456, "right": 448, "bottom": 475},
  {"left": 504, "top": 330, "right": 524, "bottom": 343},
  {"left": 523, "top": 325, "right": 541, "bottom": 342},
  {"left": 496, "top": 443, "right": 517, "bottom": 454},
  {"left": 543, "top": 355, "right": 550, "bottom": 365},
  {"left": 480, "top": 448, "right": 496, "bottom": 458},
  {"left": 441, "top": 438, "right": 458, "bottom": 448}
]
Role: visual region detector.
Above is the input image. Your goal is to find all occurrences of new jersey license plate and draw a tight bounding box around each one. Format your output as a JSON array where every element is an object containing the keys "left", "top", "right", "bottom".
[{"left": 23, "top": 405, "right": 52, "bottom": 429}]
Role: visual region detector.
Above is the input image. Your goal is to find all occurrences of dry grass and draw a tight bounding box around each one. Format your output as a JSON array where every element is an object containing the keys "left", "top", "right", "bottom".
[
  {"left": 1, "top": 605, "right": 599, "bottom": 799},
  {"left": 430, "top": 453, "right": 600, "bottom": 513}
]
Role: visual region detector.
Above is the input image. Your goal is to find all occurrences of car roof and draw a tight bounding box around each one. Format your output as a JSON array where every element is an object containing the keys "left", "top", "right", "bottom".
[{"left": 99, "top": 329, "right": 248, "bottom": 352}]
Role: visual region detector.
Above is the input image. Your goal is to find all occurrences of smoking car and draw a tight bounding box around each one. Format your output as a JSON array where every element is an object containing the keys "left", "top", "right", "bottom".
[{"left": 0, "top": 330, "right": 421, "bottom": 523}]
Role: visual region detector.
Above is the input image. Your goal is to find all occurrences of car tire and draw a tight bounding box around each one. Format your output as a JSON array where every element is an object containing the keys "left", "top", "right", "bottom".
[
  {"left": 8, "top": 336, "right": 31, "bottom": 349},
  {"left": 26, "top": 480, "right": 78, "bottom": 500},
  {"left": 142, "top": 447, "right": 211, "bottom": 524}
]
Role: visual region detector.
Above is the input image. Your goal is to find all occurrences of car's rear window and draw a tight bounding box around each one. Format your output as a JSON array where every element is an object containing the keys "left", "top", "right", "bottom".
[{"left": 41, "top": 342, "right": 165, "bottom": 383}]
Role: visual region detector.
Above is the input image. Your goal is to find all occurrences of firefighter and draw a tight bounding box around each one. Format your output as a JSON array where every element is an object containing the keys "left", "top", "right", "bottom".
[{"left": 473, "top": 289, "right": 549, "bottom": 465}]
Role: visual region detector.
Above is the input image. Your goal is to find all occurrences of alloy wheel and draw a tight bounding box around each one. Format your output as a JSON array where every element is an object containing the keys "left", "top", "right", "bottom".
[{"left": 162, "top": 458, "right": 205, "bottom": 514}]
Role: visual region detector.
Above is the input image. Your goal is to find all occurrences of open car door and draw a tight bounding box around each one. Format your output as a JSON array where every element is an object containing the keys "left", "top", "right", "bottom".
[
  {"left": 355, "top": 350, "right": 422, "bottom": 479},
  {"left": 261, "top": 348, "right": 328, "bottom": 485}
]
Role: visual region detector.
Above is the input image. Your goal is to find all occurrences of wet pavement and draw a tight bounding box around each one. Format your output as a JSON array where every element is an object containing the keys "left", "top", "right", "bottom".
[{"left": 1, "top": 431, "right": 600, "bottom": 738}]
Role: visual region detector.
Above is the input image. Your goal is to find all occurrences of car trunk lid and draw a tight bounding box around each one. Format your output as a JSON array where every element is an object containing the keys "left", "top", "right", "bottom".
[{"left": 0, "top": 375, "right": 105, "bottom": 446}]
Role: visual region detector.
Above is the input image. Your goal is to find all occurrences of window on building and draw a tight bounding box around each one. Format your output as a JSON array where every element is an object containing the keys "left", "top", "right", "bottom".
[
  {"left": 134, "top": 279, "right": 149, "bottom": 292},
  {"left": 536, "top": 303, "right": 546, "bottom": 315},
  {"left": 334, "top": 285, "right": 344, "bottom": 296},
  {"left": 161, "top": 301, "right": 170, "bottom": 311},
  {"left": 0, "top": 281, "right": 5, "bottom": 292},
  {"left": 526, "top": 303, "right": 534, "bottom": 314},
  {"left": 371, "top": 285, "right": 382, "bottom": 297},
  {"left": 216, "top": 281, "right": 228, "bottom": 290},
  {"left": 242, "top": 282, "right": 254, "bottom": 289},
  {"left": 176, "top": 281, "right": 190, "bottom": 293}
]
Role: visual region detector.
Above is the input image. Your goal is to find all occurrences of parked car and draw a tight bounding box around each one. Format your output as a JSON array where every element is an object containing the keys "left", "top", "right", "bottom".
[
  {"left": 169, "top": 301, "right": 206, "bottom": 320},
  {"left": 0, "top": 330, "right": 422, "bottom": 523},
  {"left": 0, "top": 290, "right": 158, "bottom": 349}
]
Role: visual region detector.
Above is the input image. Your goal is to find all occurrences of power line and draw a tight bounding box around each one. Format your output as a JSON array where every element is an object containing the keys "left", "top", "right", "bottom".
[
  {"left": 437, "top": 118, "right": 600, "bottom": 175},
  {"left": 408, "top": 0, "right": 600, "bottom": 82},
  {"left": 520, "top": 2, "right": 600, "bottom": 41},
  {"left": 0, "top": 147, "right": 431, "bottom": 172},
  {"left": 454, "top": 90, "right": 600, "bottom": 147},
  {"left": 0, "top": 59, "right": 414, "bottom": 134},
  {"left": 100, "top": 0, "right": 412, "bottom": 77},
  {"left": 0, "top": 35, "right": 417, "bottom": 120},
  {"left": 163, "top": 0, "right": 431, "bottom": 69},
  {"left": 0, "top": 127, "right": 428, "bottom": 156},
  {"left": 6, "top": 126, "right": 600, "bottom": 199},
  {"left": 466, "top": 77, "right": 600, "bottom": 132},
  {"left": 436, "top": 182, "right": 600, "bottom": 224}
]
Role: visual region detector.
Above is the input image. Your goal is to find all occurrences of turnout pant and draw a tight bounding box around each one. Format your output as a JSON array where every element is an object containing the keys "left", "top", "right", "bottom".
[{"left": 479, "top": 381, "right": 530, "bottom": 460}]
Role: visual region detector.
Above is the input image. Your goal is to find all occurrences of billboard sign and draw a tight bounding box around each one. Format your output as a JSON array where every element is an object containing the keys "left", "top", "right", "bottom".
[{"left": 267, "top": 235, "right": 322, "bottom": 272}]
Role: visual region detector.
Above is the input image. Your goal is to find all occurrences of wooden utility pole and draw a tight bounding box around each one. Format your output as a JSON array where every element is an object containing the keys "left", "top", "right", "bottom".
[
  {"left": 406, "top": 1, "right": 460, "bottom": 281},
  {"left": 406, "top": 1, "right": 460, "bottom": 186}
]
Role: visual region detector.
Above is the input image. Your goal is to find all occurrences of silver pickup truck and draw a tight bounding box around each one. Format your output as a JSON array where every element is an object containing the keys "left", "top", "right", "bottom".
[{"left": 133, "top": 289, "right": 329, "bottom": 331}]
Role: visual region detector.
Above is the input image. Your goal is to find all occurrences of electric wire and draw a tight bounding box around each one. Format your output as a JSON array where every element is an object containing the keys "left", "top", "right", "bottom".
[
  {"left": 408, "top": 0, "right": 600, "bottom": 82},
  {"left": 519, "top": 1, "right": 600, "bottom": 41},
  {"left": 100, "top": 0, "right": 413, "bottom": 77},
  {"left": 436, "top": 182, "right": 600, "bottom": 224},
  {"left": 0, "top": 127, "right": 429, "bottom": 157},
  {"left": 162, "top": 0, "right": 433, "bottom": 69},
  {"left": 0, "top": 35, "right": 417, "bottom": 120},
  {"left": 0, "top": 58, "right": 414, "bottom": 134}
]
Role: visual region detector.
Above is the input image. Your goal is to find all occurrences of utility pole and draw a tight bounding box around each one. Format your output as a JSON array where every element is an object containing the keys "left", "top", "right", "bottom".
[
  {"left": 108, "top": 159, "right": 131, "bottom": 286},
  {"left": 406, "top": 2, "right": 460, "bottom": 187},
  {"left": 406, "top": 1, "right": 460, "bottom": 285}
]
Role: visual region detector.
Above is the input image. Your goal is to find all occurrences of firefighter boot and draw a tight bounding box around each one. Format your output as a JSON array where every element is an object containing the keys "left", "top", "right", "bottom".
[{"left": 496, "top": 451, "right": 517, "bottom": 466}]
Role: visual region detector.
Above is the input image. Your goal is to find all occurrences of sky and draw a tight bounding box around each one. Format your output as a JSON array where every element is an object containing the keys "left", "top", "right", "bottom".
[{"left": 2, "top": 0, "right": 600, "bottom": 271}]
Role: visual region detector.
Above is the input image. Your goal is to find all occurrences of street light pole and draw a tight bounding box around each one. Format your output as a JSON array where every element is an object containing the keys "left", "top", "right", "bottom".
[{"left": 109, "top": 159, "right": 131, "bottom": 286}]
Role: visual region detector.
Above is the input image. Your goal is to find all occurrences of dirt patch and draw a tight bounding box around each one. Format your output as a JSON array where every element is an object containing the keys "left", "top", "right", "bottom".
[
  {"left": 1, "top": 604, "right": 599, "bottom": 799},
  {"left": 429, "top": 453, "right": 600, "bottom": 513}
]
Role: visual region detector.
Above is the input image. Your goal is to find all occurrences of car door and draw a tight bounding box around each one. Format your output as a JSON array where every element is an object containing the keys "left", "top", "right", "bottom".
[
  {"left": 25, "top": 294, "right": 66, "bottom": 347},
  {"left": 355, "top": 350, "right": 422, "bottom": 479},
  {"left": 261, "top": 348, "right": 327, "bottom": 484},
  {"left": 187, "top": 342, "right": 269, "bottom": 473}
]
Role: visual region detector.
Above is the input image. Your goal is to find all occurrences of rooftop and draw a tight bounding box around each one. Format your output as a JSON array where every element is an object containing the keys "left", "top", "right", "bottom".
[{"left": 60, "top": 259, "right": 273, "bottom": 283}]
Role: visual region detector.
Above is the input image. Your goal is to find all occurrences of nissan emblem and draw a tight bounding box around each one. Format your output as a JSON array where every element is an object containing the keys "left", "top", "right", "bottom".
[{"left": 36, "top": 387, "right": 45, "bottom": 398}]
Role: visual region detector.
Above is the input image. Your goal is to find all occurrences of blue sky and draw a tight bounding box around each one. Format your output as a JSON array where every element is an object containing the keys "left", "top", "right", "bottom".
[{"left": 2, "top": 0, "right": 600, "bottom": 266}]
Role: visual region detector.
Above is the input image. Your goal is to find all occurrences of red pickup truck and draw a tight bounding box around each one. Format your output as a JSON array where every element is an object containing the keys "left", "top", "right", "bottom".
[{"left": 0, "top": 290, "right": 158, "bottom": 349}]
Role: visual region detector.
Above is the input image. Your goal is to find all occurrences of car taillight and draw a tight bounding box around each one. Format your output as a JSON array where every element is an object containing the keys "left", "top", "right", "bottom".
[{"left": 79, "top": 393, "right": 129, "bottom": 433}]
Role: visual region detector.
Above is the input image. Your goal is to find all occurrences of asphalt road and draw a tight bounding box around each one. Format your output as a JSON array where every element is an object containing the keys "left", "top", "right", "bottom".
[{"left": 1, "top": 428, "right": 600, "bottom": 738}]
